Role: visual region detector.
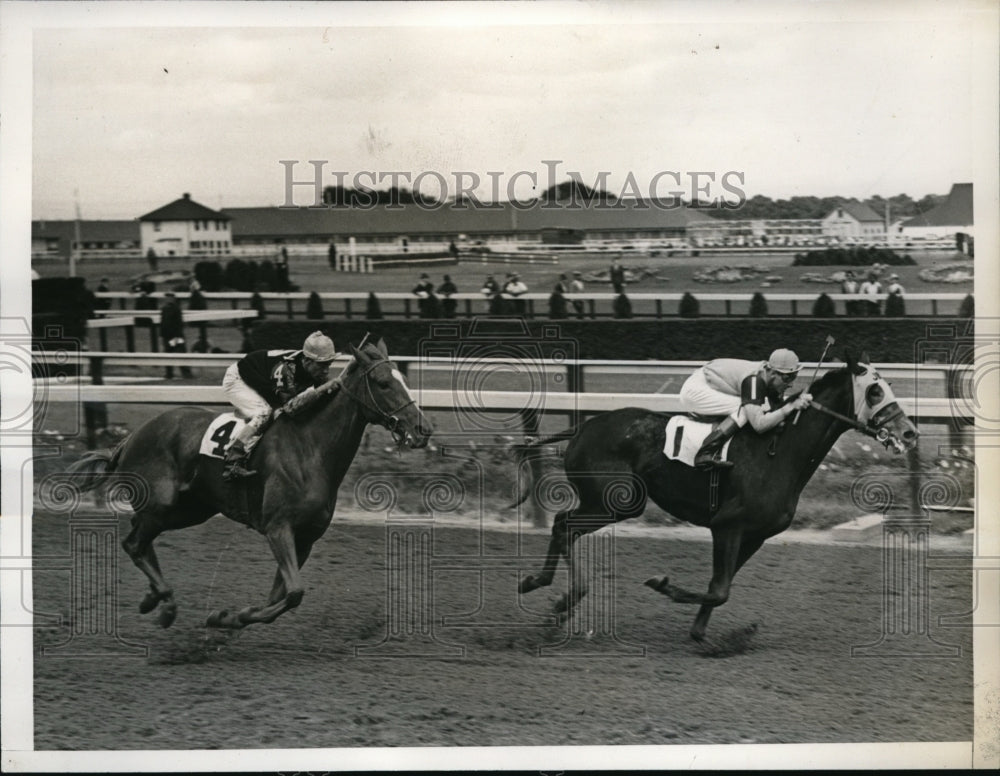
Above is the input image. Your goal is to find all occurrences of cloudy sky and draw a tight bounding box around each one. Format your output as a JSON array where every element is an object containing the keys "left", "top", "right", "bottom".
[{"left": 19, "top": 1, "right": 999, "bottom": 219}]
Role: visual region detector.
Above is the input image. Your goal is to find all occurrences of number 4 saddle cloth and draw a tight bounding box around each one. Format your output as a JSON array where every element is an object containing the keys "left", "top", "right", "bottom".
[
  {"left": 199, "top": 413, "right": 249, "bottom": 459},
  {"left": 662, "top": 415, "right": 733, "bottom": 468}
]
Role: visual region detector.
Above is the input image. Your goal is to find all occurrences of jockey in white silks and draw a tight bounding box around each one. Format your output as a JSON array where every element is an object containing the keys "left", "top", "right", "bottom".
[{"left": 679, "top": 348, "right": 813, "bottom": 469}]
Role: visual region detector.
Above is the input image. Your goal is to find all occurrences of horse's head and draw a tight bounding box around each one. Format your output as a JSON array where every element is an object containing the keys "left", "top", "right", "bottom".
[
  {"left": 814, "top": 350, "right": 919, "bottom": 454},
  {"left": 341, "top": 338, "right": 433, "bottom": 448}
]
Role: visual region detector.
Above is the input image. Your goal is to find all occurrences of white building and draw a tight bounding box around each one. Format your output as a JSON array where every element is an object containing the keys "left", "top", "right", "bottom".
[
  {"left": 139, "top": 193, "right": 232, "bottom": 258},
  {"left": 821, "top": 201, "right": 886, "bottom": 242}
]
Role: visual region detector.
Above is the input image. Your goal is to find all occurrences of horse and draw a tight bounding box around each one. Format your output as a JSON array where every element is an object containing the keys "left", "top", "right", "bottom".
[
  {"left": 66, "top": 337, "right": 432, "bottom": 630},
  {"left": 512, "top": 352, "right": 919, "bottom": 641}
]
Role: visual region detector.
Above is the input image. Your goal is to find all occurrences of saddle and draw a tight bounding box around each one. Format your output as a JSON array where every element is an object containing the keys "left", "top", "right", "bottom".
[{"left": 662, "top": 416, "right": 733, "bottom": 468}]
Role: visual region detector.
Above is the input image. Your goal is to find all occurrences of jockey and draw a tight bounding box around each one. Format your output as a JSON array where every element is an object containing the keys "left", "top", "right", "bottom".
[
  {"left": 680, "top": 348, "right": 813, "bottom": 469},
  {"left": 220, "top": 331, "right": 338, "bottom": 480}
]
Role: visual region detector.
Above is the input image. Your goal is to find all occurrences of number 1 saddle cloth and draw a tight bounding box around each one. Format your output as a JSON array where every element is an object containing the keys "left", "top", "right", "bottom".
[
  {"left": 662, "top": 415, "right": 733, "bottom": 468},
  {"left": 199, "top": 413, "right": 250, "bottom": 459}
]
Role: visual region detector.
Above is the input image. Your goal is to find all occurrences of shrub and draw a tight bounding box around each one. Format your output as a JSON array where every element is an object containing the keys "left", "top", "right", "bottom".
[
  {"left": 306, "top": 292, "right": 324, "bottom": 320},
  {"left": 224, "top": 259, "right": 249, "bottom": 291},
  {"left": 678, "top": 292, "right": 700, "bottom": 318},
  {"left": 812, "top": 293, "right": 836, "bottom": 317},
  {"left": 249, "top": 292, "right": 266, "bottom": 320},
  {"left": 366, "top": 292, "right": 383, "bottom": 320},
  {"left": 958, "top": 294, "right": 974, "bottom": 318},
  {"left": 194, "top": 261, "right": 223, "bottom": 292},
  {"left": 792, "top": 246, "right": 917, "bottom": 267},
  {"left": 258, "top": 260, "right": 277, "bottom": 292},
  {"left": 613, "top": 293, "right": 633, "bottom": 319},
  {"left": 749, "top": 292, "right": 768, "bottom": 317},
  {"left": 188, "top": 289, "right": 207, "bottom": 310}
]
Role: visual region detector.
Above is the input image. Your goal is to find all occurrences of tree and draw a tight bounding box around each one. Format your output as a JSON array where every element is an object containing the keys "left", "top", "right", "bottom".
[
  {"left": 366, "top": 292, "right": 383, "bottom": 320},
  {"left": 883, "top": 293, "right": 906, "bottom": 317},
  {"left": 812, "top": 293, "right": 836, "bottom": 317},
  {"left": 749, "top": 292, "right": 768, "bottom": 317},
  {"left": 678, "top": 292, "right": 700, "bottom": 318},
  {"left": 958, "top": 294, "right": 974, "bottom": 318},
  {"left": 306, "top": 292, "right": 324, "bottom": 320}
]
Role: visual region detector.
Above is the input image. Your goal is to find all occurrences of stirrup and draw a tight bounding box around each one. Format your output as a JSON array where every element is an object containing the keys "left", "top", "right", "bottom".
[
  {"left": 222, "top": 459, "right": 258, "bottom": 481},
  {"left": 695, "top": 453, "right": 733, "bottom": 470}
]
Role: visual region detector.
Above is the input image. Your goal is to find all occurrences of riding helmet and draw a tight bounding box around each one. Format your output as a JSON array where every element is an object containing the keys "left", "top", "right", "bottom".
[
  {"left": 767, "top": 348, "right": 800, "bottom": 374},
  {"left": 303, "top": 331, "right": 337, "bottom": 362}
]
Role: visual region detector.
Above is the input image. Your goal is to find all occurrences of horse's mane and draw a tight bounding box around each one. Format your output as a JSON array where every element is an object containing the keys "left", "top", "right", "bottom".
[
  {"left": 282, "top": 341, "right": 388, "bottom": 422},
  {"left": 807, "top": 363, "right": 848, "bottom": 395}
]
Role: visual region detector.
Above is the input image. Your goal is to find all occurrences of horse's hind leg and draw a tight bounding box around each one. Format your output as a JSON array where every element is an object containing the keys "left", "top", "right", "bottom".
[
  {"left": 519, "top": 510, "right": 571, "bottom": 593},
  {"left": 122, "top": 513, "right": 178, "bottom": 628}
]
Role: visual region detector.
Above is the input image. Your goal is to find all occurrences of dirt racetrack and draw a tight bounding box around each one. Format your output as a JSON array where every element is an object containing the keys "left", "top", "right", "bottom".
[{"left": 30, "top": 506, "right": 973, "bottom": 751}]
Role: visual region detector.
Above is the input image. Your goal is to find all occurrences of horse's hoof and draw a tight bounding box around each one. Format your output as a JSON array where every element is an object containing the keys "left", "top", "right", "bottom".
[
  {"left": 553, "top": 593, "right": 569, "bottom": 614},
  {"left": 206, "top": 609, "right": 228, "bottom": 628},
  {"left": 644, "top": 576, "right": 670, "bottom": 595},
  {"left": 237, "top": 606, "right": 257, "bottom": 624},
  {"left": 157, "top": 603, "right": 177, "bottom": 629},
  {"left": 139, "top": 592, "right": 161, "bottom": 614},
  {"left": 518, "top": 576, "right": 537, "bottom": 594}
]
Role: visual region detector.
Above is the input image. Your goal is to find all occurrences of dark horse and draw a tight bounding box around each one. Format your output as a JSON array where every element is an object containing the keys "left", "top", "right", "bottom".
[
  {"left": 67, "top": 338, "right": 432, "bottom": 629},
  {"left": 513, "top": 352, "right": 919, "bottom": 640}
]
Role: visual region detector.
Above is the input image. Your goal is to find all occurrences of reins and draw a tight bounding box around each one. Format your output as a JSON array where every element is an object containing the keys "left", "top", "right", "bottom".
[{"left": 340, "top": 356, "right": 416, "bottom": 436}]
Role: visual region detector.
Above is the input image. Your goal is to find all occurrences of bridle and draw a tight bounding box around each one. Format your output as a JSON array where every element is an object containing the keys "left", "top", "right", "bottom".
[
  {"left": 340, "top": 354, "right": 417, "bottom": 442},
  {"left": 804, "top": 366, "right": 908, "bottom": 451}
]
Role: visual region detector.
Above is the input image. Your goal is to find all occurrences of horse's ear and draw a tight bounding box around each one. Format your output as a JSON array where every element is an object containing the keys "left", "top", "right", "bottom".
[
  {"left": 349, "top": 342, "right": 368, "bottom": 364},
  {"left": 375, "top": 337, "right": 388, "bottom": 357},
  {"left": 843, "top": 349, "right": 865, "bottom": 375},
  {"left": 859, "top": 350, "right": 871, "bottom": 365}
]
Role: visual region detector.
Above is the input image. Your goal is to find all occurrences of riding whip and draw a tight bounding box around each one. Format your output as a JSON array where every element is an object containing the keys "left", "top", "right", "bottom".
[{"left": 794, "top": 334, "right": 835, "bottom": 425}]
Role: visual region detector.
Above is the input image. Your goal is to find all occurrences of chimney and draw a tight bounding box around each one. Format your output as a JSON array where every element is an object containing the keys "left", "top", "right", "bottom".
[{"left": 183, "top": 192, "right": 191, "bottom": 200}]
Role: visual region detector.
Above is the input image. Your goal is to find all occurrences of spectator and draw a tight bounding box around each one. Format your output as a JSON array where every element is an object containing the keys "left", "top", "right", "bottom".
[
  {"left": 840, "top": 270, "right": 859, "bottom": 316},
  {"left": 95, "top": 277, "right": 112, "bottom": 310},
  {"left": 610, "top": 257, "right": 626, "bottom": 293},
  {"left": 160, "top": 292, "right": 193, "bottom": 379},
  {"left": 885, "top": 273, "right": 905, "bottom": 296},
  {"left": 480, "top": 273, "right": 501, "bottom": 313},
  {"left": 146, "top": 248, "right": 158, "bottom": 272},
  {"left": 555, "top": 272, "right": 570, "bottom": 293},
  {"left": 570, "top": 271, "right": 586, "bottom": 319},
  {"left": 548, "top": 284, "right": 568, "bottom": 319},
  {"left": 858, "top": 272, "right": 883, "bottom": 317},
  {"left": 449, "top": 240, "right": 459, "bottom": 261},
  {"left": 412, "top": 273, "right": 435, "bottom": 318},
  {"left": 503, "top": 272, "right": 529, "bottom": 316},
  {"left": 328, "top": 240, "right": 337, "bottom": 271},
  {"left": 437, "top": 274, "right": 458, "bottom": 318}
]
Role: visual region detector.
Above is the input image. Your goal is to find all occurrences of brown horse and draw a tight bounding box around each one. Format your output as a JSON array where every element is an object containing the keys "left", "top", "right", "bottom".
[
  {"left": 67, "top": 338, "right": 432, "bottom": 629},
  {"left": 512, "top": 352, "right": 919, "bottom": 640}
]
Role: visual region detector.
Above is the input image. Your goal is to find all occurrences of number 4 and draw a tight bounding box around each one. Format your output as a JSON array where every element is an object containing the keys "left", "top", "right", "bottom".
[{"left": 210, "top": 420, "right": 238, "bottom": 456}]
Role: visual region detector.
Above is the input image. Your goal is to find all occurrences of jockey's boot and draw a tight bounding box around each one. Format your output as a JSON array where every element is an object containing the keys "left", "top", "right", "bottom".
[
  {"left": 694, "top": 417, "right": 739, "bottom": 470},
  {"left": 222, "top": 440, "right": 257, "bottom": 481}
]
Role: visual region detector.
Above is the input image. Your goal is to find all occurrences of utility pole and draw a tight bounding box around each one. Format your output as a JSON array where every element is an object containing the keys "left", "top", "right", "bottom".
[{"left": 71, "top": 189, "right": 81, "bottom": 277}]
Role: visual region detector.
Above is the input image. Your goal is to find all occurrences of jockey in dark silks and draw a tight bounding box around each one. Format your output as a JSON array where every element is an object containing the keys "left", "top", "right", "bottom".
[
  {"left": 680, "top": 348, "right": 814, "bottom": 469},
  {"left": 221, "top": 331, "right": 338, "bottom": 480}
]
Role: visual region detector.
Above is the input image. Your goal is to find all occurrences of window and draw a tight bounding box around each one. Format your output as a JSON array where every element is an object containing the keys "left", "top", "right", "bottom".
[
  {"left": 153, "top": 221, "right": 161, "bottom": 232},
  {"left": 194, "top": 221, "right": 201, "bottom": 231}
]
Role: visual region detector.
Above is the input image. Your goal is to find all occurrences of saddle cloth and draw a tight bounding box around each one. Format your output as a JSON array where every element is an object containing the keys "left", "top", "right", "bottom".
[
  {"left": 199, "top": 412, "right": 249, "bottom": 459},
  {"left": 663, "top": 416, "right": 733, "bottom": 468}
]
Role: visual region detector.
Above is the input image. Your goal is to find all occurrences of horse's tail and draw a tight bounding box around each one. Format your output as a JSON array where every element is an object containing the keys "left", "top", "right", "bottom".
[
  {"left": 506, "top": 426, "right": 579, "bottom": 509},
  {"left": 65, "top": 441, "right": 125, "bottom": 492}
]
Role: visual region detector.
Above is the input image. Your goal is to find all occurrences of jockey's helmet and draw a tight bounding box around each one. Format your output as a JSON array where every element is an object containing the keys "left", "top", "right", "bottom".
[
  {"left": 302, "top": 331, "right": 337, "bottom": 362},
  {"left": 767, "top": 348, "right": 800, "bottom": 374}
]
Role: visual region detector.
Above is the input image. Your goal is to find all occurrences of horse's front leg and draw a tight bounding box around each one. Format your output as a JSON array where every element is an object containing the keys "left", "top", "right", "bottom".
[
  {"left": 689, "top": 534, "right": 764, "bottom": 641},
  {"left": 207, "top": 522, "right": 306, "bottom": 629},
  {"left": 645, "top": 523, "right": 744, "bottom": 638}
]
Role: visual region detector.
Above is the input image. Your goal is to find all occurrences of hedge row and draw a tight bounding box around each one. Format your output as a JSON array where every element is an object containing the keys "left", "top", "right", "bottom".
[
  {"left": 249, "top": 317, "right": 975, "bottom": 364},
  {"left": 792, "top": 246, "right": 918, "bottom": 266}
]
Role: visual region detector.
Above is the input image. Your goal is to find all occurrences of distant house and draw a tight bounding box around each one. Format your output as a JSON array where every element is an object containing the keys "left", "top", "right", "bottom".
[
  {"left": 31, "top": 220, "right": 139, "bottom": 260},
  {"left": 899, "top": 183, "right": 973, "bottom": 243},
  {"left": 139, "top": 193, "right": 232, "bottom": 258},
  {"left": 821, "top": 201, "right": 886, "bottom": 242}
]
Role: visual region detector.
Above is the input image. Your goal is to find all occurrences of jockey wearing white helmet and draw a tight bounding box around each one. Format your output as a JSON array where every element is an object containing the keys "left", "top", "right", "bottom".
[
  {"left": 221, "top": 331, "right": 339, "bottom": 480},
  {"left": 680, "top": 348, "right": 813, "bottom": 469}
]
